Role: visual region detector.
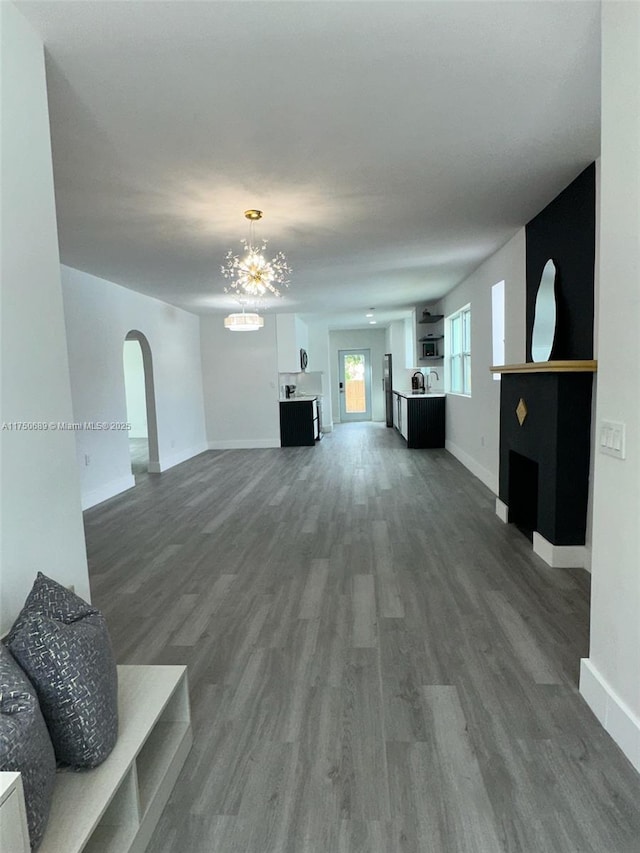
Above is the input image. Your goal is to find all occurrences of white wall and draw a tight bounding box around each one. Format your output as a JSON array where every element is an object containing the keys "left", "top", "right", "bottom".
[
  {"left": 123, "top": 341, "right": 148, "bottom": 438},
  {"left": 329, "top": 328, "right": 387, "bottom": 422},
  {"left": 200, "top": 313, "right": 332, "bottom": 447},
  {"left": 306, "top": 320, "right": 333, "bottom": 429},
  {"left": 62, "top": 266, "right": 208, "bottom": 509},
  {"left": 432, "top": 230, "right": 526, "bottom": 493},
  {"left": 580, "top": 1, "right": 640, "bottom": 773},
  {"left": 200, "top": 315, "right": 281, "bottom": 448},
  {"left": 0, "top": 4, "right": 90, "bottom": 631},
  {"left": 276, "top": 313, "right": 309, "bottom": 373}
]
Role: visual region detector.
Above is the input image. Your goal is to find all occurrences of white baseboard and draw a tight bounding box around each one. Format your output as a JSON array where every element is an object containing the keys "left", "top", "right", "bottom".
[
  {"left": 154, "top": 443, "right": 208, "bottom": 472},
  {"left": 580, "top": 658, "right": 640, "bottom": 773},
  {"left": 495, "top": 498, "right": 509, "bottom": 523},
  {"left": 82, "top": 475, "right": 135, "bottom": 510},
  {"left": 532, "top": 532, "right": 588, "bottom": 569},
  {"left": 445, "top": 440, "right": 498, "bottom": 494},
  {"left": 81, "top": 444, "right": 209, "bottom": 507},
  {"left": 208, "top": 438, "right": 281, "bottom": 450},
  {"left": 495, "top": 504, "right": 591, "bottom": 570}
]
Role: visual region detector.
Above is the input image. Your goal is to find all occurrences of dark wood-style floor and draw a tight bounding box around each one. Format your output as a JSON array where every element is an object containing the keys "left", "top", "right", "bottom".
[{"left": 85, "top": 423, "right": 640, "bottom": 853}]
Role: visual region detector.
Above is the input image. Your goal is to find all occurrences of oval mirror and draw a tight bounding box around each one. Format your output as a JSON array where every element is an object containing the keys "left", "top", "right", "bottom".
[{"left": 531, "top": 258, "right": 557, "bottom": 362}]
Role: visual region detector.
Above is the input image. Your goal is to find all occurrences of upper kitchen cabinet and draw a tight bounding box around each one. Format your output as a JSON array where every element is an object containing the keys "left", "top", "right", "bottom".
[
  {"left": 387, "top": 314, "right": 417, "bottom": 371},
  {"left": 417, "top": 306, "right": 445, "bottom": 365},
  {"left": 404, "top": 312, "right": 417, "bottom": 369},
  {"left": 276, "top": 313, "right": 309, "bottom": 373}
]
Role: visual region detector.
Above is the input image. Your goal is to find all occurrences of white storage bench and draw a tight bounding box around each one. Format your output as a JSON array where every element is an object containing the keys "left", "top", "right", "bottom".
[
  {"left": 0, "top": 773, "right": 30, "bottom": 852},
  {"left": 1, "top": 665, "right": 192, "bottom": 853}
]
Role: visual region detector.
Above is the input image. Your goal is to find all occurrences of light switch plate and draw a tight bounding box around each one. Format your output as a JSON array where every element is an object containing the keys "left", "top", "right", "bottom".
[{"left": 599, "top": 420, "right": 626, "bottom": 459}]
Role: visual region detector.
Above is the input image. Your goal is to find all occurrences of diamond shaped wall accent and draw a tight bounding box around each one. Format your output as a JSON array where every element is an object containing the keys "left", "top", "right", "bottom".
[{"left": 516, "top": 398, "right": 528, "bottom": 426}]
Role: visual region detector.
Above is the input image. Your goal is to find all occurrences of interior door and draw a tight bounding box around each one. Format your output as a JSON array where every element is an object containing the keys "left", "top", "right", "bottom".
[{"left": 338, "top": 349, "right": 372, "bottom": 422}]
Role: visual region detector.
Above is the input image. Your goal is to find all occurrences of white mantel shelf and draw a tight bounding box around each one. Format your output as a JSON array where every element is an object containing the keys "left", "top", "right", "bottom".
[{"left": 490, "top": 360, "right": 598, "bottom": 374}]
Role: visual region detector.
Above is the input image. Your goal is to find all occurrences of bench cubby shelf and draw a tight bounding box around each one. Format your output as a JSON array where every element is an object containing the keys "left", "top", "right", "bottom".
[
  {"left": 6, "top": 665, "right": 192, "bottom": 853},
  {"left": 0, "top": 773, "right": 30, "bottom": 853}
]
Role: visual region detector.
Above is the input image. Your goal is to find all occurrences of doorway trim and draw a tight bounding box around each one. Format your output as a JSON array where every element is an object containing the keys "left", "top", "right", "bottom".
[{"left": 124, "top": 330, "right": 160, "bottom": 473}]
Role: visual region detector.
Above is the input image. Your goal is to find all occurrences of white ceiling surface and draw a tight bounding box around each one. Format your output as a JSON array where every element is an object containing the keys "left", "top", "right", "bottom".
[{"left": 17, "top": 0, "right": 600, "bottom": 330}]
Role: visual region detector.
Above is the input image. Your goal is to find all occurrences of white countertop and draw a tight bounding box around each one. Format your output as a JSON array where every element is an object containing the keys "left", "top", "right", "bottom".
[
  {"left": 393, "top": 390, "right": 445, "bottom": 399},
  {"left": 280, "top": 395, "right": 319, "bottom": 403}
]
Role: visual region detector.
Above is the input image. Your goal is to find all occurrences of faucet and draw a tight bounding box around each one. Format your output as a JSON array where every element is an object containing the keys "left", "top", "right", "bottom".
[{"left": 426, "top": 370, "right": 439, "bottom": 391}]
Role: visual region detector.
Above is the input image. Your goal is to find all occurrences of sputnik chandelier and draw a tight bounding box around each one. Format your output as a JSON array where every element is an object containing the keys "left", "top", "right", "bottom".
[{"left": 221, "top": 209, "right": 291, "bottom": 299}]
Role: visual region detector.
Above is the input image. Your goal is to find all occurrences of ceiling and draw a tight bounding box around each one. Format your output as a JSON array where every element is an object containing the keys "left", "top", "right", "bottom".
[{"left": 16, "top": 0, "right": 601, "bottom": 330}]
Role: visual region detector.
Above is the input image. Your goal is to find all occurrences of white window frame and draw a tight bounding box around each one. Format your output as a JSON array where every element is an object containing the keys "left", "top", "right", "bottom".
[
  {"left": 491, "top": 280, "right": 505, "bottom": 381},
  {"left": 446, "top": 304, "right": 471, "bottom": 396}
]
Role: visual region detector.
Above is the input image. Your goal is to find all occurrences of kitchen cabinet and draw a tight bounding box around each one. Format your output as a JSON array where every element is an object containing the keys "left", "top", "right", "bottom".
[
  {"left": 387, "top": 314, "right": 418, "bottom": 371},
  {"left": 399, "top": 395, "right": 408, "bottom": 441},
  {"left": 280, "top": 398, "right": 321, "bottom": 447},
  {"left": 392, "top": 392, "right": 445, "bottom": 449},
  {"left": 393, "top": 392, "right": 405, "bottom": 439},
  {"left": 404, "top": 313, "right": 417, "bottom": 369},
  {"left": 392, "top": 391, "right": 408, "bottom": 438}
]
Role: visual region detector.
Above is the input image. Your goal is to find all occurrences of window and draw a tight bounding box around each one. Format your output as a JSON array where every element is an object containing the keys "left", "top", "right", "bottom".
[
  {"left": 491, "top": 280, "right": 505, "bottom": 381},
  {"left": 447, "top": 304, "right": 471, "bottom": 395}
]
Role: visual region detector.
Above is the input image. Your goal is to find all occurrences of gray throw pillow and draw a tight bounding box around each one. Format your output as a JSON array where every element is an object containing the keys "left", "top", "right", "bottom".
[
  {"left": 4, "top": 572, "right": 101, "bottom": 646},
  {"left": 4, "top": 573, "right": 118, "bottom": 769},
  {"left": 0, "top": 644, "right": 56, "bottom": 849}
]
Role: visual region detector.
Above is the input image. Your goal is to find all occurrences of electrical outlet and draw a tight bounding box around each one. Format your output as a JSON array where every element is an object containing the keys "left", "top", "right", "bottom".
[
  {"left": 84, "top": 454, "right": 91, "bottom": 466},
  {"left": 599, "top": 420, "right": 626, "bottom": 459}
]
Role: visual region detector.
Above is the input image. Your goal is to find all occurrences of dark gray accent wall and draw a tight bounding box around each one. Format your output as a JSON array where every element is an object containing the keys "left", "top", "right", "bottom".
[
  {"left": 525, "top": 163, "right": 596, "bottom": 361},
  {"left": 499, "top": 373, "right": 593, "bottom": 546},
  {"left": 499, "top": 164, "right": 596, "bottom": 547}
]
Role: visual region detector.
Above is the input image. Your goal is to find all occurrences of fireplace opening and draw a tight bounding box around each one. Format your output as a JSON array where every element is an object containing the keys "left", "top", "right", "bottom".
[{"left": 508, "top": 451, "right": 539, "bottom": 542}]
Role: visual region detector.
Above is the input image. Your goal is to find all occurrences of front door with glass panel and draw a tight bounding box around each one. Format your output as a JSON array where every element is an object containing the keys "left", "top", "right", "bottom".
[{"left": 338, "top": 349, "right": 372, "bottom": 422}]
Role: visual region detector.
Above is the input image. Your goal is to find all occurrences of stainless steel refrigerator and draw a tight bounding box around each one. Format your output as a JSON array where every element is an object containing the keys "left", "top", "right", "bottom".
[{"left": 383, "top": 353, "right": 393, "bottom": 427}]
